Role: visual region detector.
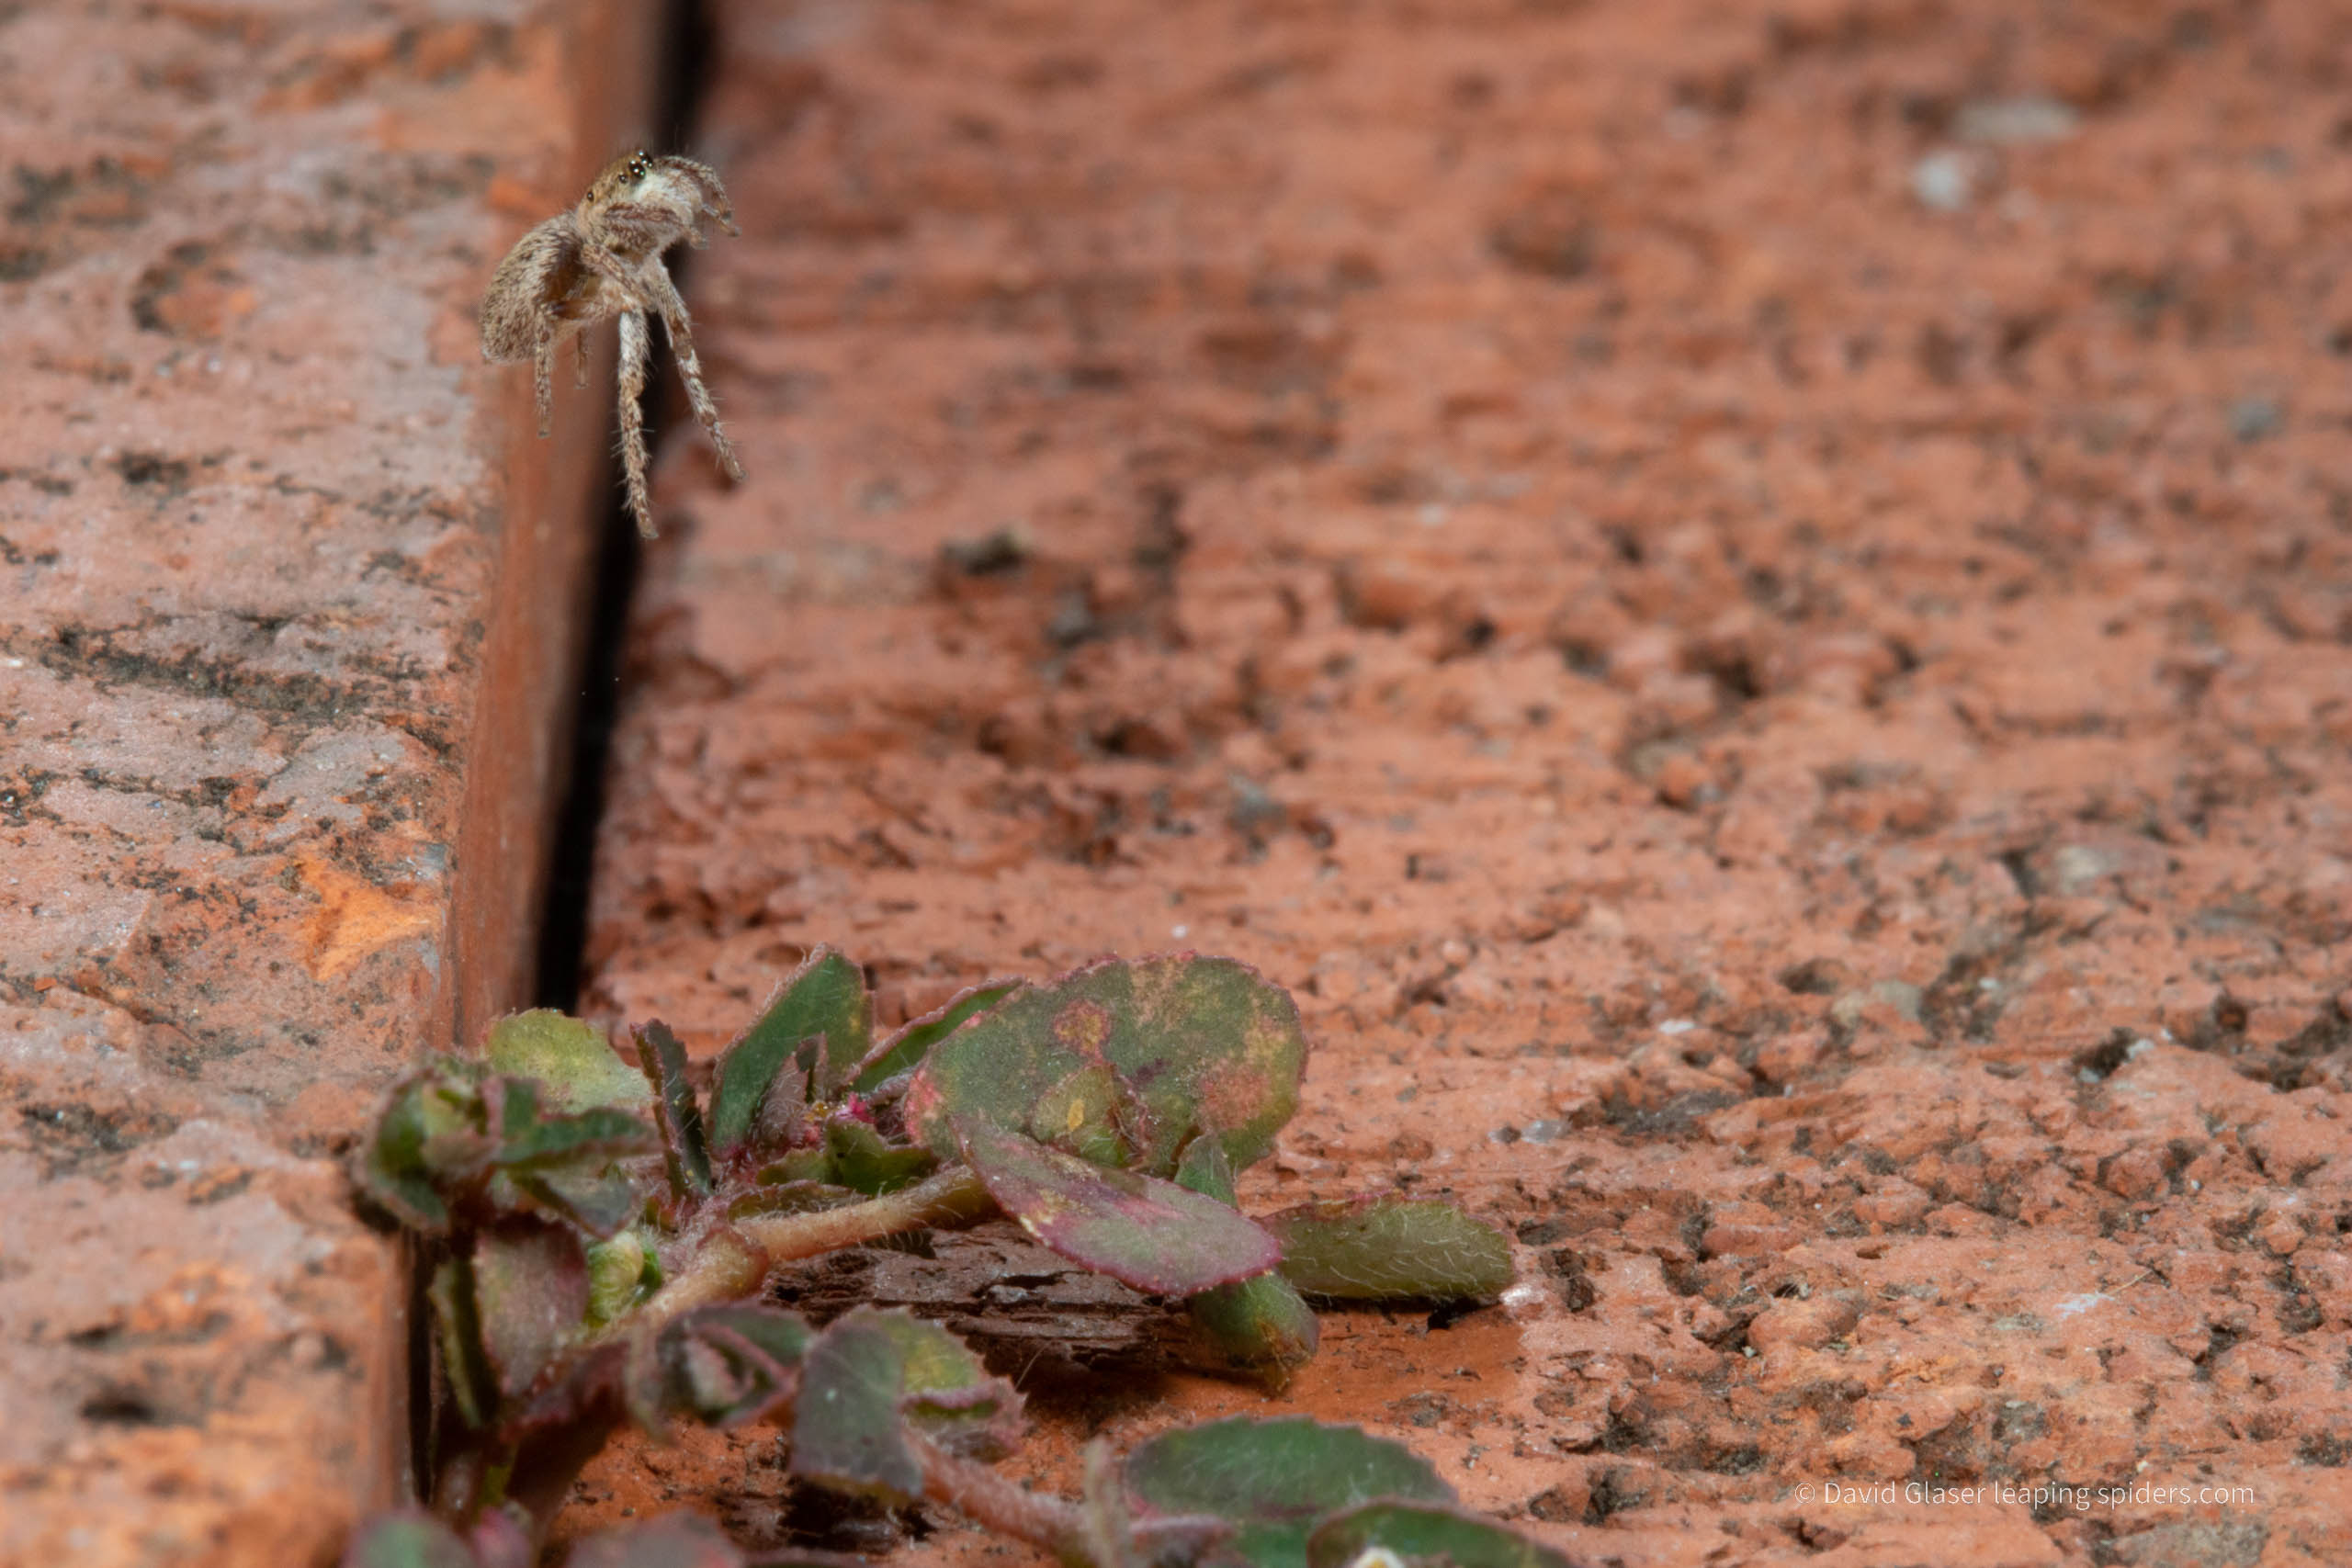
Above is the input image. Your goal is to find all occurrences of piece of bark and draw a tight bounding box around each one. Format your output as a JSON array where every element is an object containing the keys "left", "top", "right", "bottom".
[{"left": 766, "top": 1220, "right": 1180, "bottom": 1364}]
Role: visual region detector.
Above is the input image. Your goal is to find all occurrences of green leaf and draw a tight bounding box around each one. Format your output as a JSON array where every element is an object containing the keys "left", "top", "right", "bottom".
[
  {"left": 427, "top": 1254, "right": 495, "bottom": 1429},
  {"left": 486, "top": 1010, "right": 652, "bottom": 1114},
  {"left": 512, "top": 1163, "right": 643, "bottom": 1239},
  {"left": 341, "top": 1510, "right": 478, "bottom": 1568},
  {"left": 888, "top": 1314, "right": 1022, "bottom": 1456},
  {"left": 790, "top": 1308, "right": 1021, "bottom": 1504},
  {"left": 1174, "top": 1134, "right": 1239, "bottom": 1202},
  {"left": 1174, "top": 1138, "right": 1319, "bottom": 1377},
  {"left": 956, "top": 1118, "right": 1281, "bottom": 1295},
  {"left": 1188, "top": 1272, "right": 1320, "bottom": 1380},
  {"left": 709, "top": 946, "right": 871, "bottom": 1158},
  {"left": 660, "top": 1304, "right": 815, "bottom": 1427},
  {"left": 727, "top": 1179, "right": 861, "bottom": 1223},
  {"left": 1306, "top": 1503, "right": 1576, "bottom": 1568},
  {"left": 564, "top": 1513, "right": 745, "bottom": 1568},
  {"left": 481, "top": 1077, "right": 652, "bottom": 1236},
  {"left": 848, "top": 980, "right": 1024, "bottom": 1095},
  {"left": 1264, "top": 1199, "right": 1513, "bottom": 1301},
  {"left": 753, "top": 1147, "right": 831, "bottom": 1186},
  {"left": 822, "top": 1117, "right": 938, "bottom": 1195},
  {"left": 475, "top": 1221, "right": 591, "bottom": 1397},
  {"left": 616, "top": 1227, "right": 765, "bottom": 1438},
  {"left": 904, "top": 955, "right": 1308, "bottom": 1178},
  {"left": 1124, "top": 1416, "right": 1454, "bottom": 1568},
  {"left": 493, "top": 1080, "right": 657, "bottom": 1170},
  {"left": 356, "top": 1066, "right": 503, "bottom": 1232},
  {"left": 634, "top": 1021, "right": 711, "bottom": 1198},
  {"left": 359, "top": 1075, "right": 453, "bottom": 1232},
  {"left": 748, "top": 1046, "right": 810, "bottom": 1156},
  {"left": 585, "top": 1231, "right": 653, "bottom": 1326}
]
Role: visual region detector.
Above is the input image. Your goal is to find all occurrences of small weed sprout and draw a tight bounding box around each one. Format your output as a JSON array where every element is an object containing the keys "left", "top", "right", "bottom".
[{"left": 345, "top": 947, "right": 1566, "bottom": 1568}]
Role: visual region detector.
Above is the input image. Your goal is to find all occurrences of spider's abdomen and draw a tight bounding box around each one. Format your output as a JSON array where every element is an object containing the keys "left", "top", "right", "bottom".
[{"left": 479, "top": 216, "right": 594, "bottom": 361}]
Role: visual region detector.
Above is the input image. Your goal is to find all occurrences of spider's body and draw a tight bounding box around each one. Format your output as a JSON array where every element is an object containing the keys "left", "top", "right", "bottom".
[{"left": 480, "top": 151, "right": 742, "bottom": 536}]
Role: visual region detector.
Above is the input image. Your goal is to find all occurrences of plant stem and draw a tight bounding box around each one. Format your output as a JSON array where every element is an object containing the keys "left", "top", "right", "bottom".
[
  {"left": 599, "top": 1166, "right": 993, "bottom": 1344},
  {"left": 908, "top": 1429, "right": 1088, "bottom": 1562},
  {"left": 734, "top": 1165, "right": 991, "bottom": 1261},
  {"left": 906, "top": 1429, "right": 1232, "bottom": 1568},
  {"left": 592, "top": 1221, "right": 766, "bottom": 1344}
]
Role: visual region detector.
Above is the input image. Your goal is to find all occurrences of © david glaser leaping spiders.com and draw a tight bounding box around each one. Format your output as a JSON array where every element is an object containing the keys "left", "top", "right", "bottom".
[{"left": 480, "top": 151, "right": 743, "bottom": 537}]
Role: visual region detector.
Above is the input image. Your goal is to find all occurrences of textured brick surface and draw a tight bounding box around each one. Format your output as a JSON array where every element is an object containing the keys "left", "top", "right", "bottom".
[
  {"left": 570, "top": 2, "right": 2352, "bottom": 1563},
  {"left": 0, "top": 3, "right": 652, "bottom": 1561}
]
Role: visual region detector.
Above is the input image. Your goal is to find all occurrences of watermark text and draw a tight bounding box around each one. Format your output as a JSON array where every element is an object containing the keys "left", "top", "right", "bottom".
[{"left": 1792, "top": 1479, "right": 2256, "bottom": 1513}]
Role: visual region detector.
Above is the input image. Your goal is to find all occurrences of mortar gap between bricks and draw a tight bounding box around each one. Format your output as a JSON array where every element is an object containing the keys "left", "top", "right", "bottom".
[{"left": 531, "top": 0, "right": 722, "bottom": 1015}]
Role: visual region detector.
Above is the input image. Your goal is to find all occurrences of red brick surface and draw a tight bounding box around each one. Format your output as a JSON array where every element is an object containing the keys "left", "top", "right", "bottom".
[
  {"left": 570, "top": 2, "right": 2352, "bottom": 1563},
  {"left": 0, "top": 5, "right": 651, "bottom": 1561}
]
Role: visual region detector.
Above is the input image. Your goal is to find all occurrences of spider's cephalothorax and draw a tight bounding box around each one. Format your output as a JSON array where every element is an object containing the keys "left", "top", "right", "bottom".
[{"left": 480, "top": 151, "right": 742, "bottom": 537}]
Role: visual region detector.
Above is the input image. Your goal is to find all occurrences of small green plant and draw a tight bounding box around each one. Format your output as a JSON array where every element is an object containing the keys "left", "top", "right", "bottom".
[{"left": 346, "top": 949, "right": 1561, "bottom": 1568}]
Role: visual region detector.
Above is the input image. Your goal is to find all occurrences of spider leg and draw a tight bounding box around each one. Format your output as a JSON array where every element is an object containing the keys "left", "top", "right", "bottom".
[
  {"left": 644, "top": 268, "right": 745, "bottom": 482},
  {"left": 616, "top": 308, "right": 656, "bottom": 538},
  {"left": 532, "top": 330, "right": 555, "bottom": 437},
  {"left": 573, "top": 328, "right": 591, "bottom": 389}
]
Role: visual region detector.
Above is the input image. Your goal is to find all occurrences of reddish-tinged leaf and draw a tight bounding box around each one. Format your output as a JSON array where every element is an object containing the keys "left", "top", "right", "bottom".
[
  {"left": 565, "top": 1513, "right": 745, "bottom": 1568},
  {"left": 357, "top": 1066, "right": 503, "bottom": 1232},
  {"left": 957, "top": 1119, "right": 1280, "bottom": 1295},
  {"left": 1305, "top": 1502, "right": 1578, "bottom": 1568},
  {"left": 506, "top": 1339, "right": 625, "bottom": 1438},
  {"left": 359, "top": 1074, "right": 454, "bottom": 1232},
  {"left": 710, "top": 947, "right": 871, "bottom": 1158},
  {"left": 848, "top": 979, "right": 1024, "bottom": 1095},
  {"left": 1263, "top": 1198, "right": 1512, "bottom": 1301},
  {"left": 790, "top": 1308, "right": 1021, "bottom": 1503},
  {"left": 475, "top": 1220, "right": 591, "bottom": 1397},
  {"left": 467, "top": 1511, "right": 534, "bottom": 1568},
  {"left": 791, "top": 1314, "right": 922, "bottom": 1502},
  {"left": 660, "top": 1304, "right": 814, "bottom": 1427},
  {"left": 1124, "top": 1416, "right": 1453, "bottom": 1568},
  {"left": 904, "top": 955, "right": 1307, "bottom": 1178},
  {"left": 635, "top": 1021, "right": 711, "bottom": 1198}
]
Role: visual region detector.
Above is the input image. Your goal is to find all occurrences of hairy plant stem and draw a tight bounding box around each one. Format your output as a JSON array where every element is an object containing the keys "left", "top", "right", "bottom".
[
  {"left": 604, "top": 1166, "right": 993, "bottom": 1344},
  {"left": 909, "top": 1429, "right": 1090, "bottom": 1562},
  {"left": 908, "top": 1429, "right": 1232, "bottom": 1568},
  {"left": 735, "top": 1166, "right": 992, "bottom": 1261}
]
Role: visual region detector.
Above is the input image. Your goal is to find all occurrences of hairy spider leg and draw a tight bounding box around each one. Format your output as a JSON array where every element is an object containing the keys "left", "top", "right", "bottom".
[
  {"left": 616, "top": 309, "right": 655, "bottom": 537},
  {"left": 531, "top": 328, "right": 557, "bottom": 437},
  {"left": 574, "top": 330, "right": 591, "bottom": 389},
  {"left": 577, "top": 243, "right": 745, "bottom": 487},
  {"left": 641, "top": 267, "right": 744, "bottom": 481}
]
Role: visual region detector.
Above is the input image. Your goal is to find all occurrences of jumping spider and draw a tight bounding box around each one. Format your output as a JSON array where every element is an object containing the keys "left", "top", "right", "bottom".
[{"left": 480, "top": 151, "right": 743, "bottom": 537}]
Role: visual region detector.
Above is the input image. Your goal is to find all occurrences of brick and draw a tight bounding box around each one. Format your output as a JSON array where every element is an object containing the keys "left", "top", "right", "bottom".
[{"left": 0, "top": 2, "right": 655, "bottom": 1560}]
